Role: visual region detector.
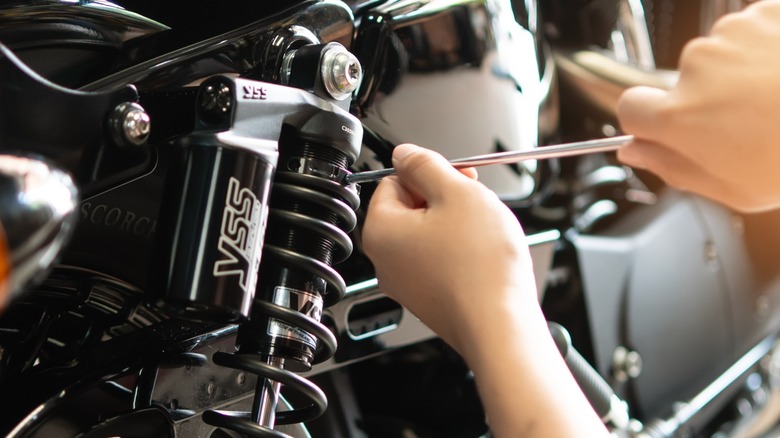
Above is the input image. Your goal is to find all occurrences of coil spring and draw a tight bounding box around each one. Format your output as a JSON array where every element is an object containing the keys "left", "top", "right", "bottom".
[{"left": 203, "top": 141, "right": 359, "bottom": 437}]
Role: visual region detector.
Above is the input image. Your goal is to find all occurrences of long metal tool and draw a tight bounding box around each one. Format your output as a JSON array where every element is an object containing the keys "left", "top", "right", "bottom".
[{"left": 344, "top": 135, "right": 633, "bottom": 184}]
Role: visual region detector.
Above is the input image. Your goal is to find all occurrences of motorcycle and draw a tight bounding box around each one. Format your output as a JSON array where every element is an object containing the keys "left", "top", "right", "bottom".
[{"left": 1, "top": 0, "right": 779, "bottom": 436}]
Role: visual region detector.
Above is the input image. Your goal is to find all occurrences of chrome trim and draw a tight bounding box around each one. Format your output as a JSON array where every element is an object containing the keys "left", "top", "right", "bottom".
[
  {"left": 527, "top": 228, "right": 561, "bottom": 247},
  {"left": 345, "top": 277, "right": 378, "bottom": 296},
  {"left": 574, "top": 199, "right": 619, "bottom": 232},
  {"left": 612, "top": 0, "right": 656, "bottom": 69},
  {"left": 577, "top": 166, "right": 629, "bottom": 192}
]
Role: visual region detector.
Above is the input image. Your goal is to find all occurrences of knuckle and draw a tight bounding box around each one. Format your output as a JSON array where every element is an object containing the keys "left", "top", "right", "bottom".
[
  {"left": 709, "top": 12, "right": 742, "bottom": 35},
  {"left": 679, "top": 36, "right": 714, "bottom": 65},
  {"left": 745, "top": 0, "right": 777, "bottom": 16},
  {"left": 403, "top": 149, "right": 438, "bottom": 175}
]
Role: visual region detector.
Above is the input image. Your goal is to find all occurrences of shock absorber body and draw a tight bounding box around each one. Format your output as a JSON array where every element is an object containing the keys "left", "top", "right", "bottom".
[{"left": 158, "top": 43, "right": 363, "bottom": 436}]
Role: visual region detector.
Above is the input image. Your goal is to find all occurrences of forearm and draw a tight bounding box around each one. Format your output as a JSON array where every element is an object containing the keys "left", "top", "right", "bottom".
[{"left": 461, "top": 293, "right": 609, "bottom": 437}]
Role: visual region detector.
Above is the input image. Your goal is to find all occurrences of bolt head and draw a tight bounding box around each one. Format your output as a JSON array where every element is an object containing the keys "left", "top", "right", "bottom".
[
  {"left": 199, "top": 82, "right": 233, "bottom": 123},
  {"left": 613, "top": 346, "right": 643, "bottom": 382},
  {"left": 124, "top": 109, "right": 150, "bottom": 142},
  {"left": 110, "top": 102, "right": 151, "bottom": 147},
  {"left": 331, "top": 52, "right": 362, "bottom": 93},
  {"left": 321, "top": 43, "right": 363, "bottom": 100}
]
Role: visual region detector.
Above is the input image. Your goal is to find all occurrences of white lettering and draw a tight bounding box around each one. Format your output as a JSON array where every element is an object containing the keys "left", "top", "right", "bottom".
[{"left": 213, "top": 177, "right": 265, "bottom": 293}]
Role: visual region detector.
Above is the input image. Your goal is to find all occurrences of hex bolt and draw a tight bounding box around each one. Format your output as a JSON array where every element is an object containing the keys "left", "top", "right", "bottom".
[
  {"left": 207, "top": 382, "right": 216, "bottom": 397},
  {"left": 110, "top": 102, "right": 151, "bottom": 147},
  {"left": 237, "top": 372, "right": 246, "bottom": 385},
  {"left": 199, "top": 82, "right": 233, "bottom": 123},
  {"left": 320, "top": 44, "right": 363, "bottom": 100},
  {"left": 333, "top": 55, "right": 361, "bottom": 92},
  {"left": 613, "top": 346, "right": 643, "bottom": 382}
]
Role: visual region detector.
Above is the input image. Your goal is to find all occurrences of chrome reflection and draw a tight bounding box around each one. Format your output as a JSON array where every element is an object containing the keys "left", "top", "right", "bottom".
[
  {"left": 611, "top": 0, "right": 655, "bottom": 69},
  {"left": 356, "top": 0, "right": 550, "bottom": 201},
  {"left": 0, "top": 155, "right": 78, "bottom": 308}
]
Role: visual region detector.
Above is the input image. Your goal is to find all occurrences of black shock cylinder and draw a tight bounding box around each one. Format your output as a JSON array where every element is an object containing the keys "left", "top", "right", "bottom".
[
  {"left": 158, "top": 137, "right": 275, "bottom": 322},
  {"left": 156, "top": 79, "right": 278, "bottom": 322}
]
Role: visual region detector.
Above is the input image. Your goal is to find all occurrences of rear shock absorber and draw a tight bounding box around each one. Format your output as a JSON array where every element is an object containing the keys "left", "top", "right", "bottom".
[
  {"left": 169, "top": 43, "right": 364, "bottom": 436},
  {"left": 206, "top": 131, "right": 360, "bottom": 436}
]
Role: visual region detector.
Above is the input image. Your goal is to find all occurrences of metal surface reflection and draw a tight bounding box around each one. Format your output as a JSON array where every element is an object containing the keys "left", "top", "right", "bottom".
[
  {"left": 0, "top": 156, "right": 78, "bottom": 307},
  {"left": 354, "top": 0, "right": 553, "bottom": 201},
  {"left": 0, "top": 0, "right": 168, "bottom": 87}
]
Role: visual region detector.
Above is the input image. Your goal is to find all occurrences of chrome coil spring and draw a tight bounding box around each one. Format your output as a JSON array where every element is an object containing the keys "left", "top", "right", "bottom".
[{"left": 203, "top": 140, "right": 360, "bottom": 437}]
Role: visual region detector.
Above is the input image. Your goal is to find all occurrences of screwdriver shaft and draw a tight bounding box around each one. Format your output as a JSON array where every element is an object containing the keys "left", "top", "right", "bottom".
[{"left": 344, "top": 135, "right": 633, "bottom": 184}]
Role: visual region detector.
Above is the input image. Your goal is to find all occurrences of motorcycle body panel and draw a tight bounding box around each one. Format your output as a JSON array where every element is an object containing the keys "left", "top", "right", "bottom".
[{"left": 575, "top": 189, "right": 780, "bottom": 420}]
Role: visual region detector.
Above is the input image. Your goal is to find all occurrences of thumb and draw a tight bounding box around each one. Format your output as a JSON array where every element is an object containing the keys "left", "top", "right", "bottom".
[
  {"left": 617, "top": 86, "right": 671, "bottom": 140},
  {"left": 392, "top": 144, "right": 466, "bottom": 204}
]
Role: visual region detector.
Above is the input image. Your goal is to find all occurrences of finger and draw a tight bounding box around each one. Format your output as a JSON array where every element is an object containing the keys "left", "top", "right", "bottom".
[
  {"left": 369, "top": 176, "right": 417, "bottom": 211},
  {"left": 459, "top": 167, "right": 478, "bottom": 180},
  {"left": 391, "top": 144, "right": 469, "bottom": 204},
  {"left": 616, "top": 140, "right": 648, "bottom": 169},
  {"left": 618, "top": 138, "right": 694, "bottom": 188},
  {"left": 619, "top": 139, "right": 771, "bottom": 212},
  {"left": 617, "top": 86, "right": 672, "bottom": 141},
  {"left": 618, "top": 138, "right": 737, "bottom": 202}
]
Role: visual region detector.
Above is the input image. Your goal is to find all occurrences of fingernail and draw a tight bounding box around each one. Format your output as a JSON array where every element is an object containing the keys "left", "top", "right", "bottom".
[{"left": 392, "top": 144, "right": 419, "bottom": 165}]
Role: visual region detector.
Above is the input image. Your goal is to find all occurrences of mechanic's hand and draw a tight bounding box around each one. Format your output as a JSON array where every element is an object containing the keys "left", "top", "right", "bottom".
[
  {"left": 617, "top": 0, "right": 780, "bottom": 212},
  {"left": 362, "top": 144, "right": 538, "bottom": 358}
]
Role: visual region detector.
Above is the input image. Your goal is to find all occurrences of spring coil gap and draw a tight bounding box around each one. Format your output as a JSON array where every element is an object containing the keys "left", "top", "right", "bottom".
[{"left": 203, "top": 164, "right": 360, "bottom": 437}]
